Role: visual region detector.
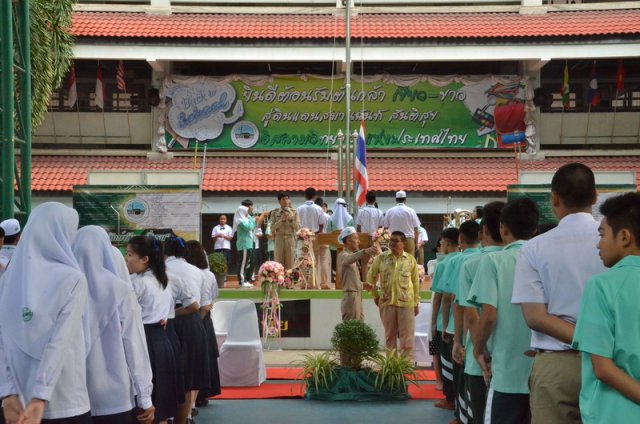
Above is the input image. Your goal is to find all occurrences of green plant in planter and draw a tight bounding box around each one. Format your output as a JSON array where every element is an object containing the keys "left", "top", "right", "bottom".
[
  {"left": 208, "top": 252, "right": 228, "bottom": 274},
  {"left": 330, "top": 320, "right": 379, "bottom": 370},
  {"left": 297, "top": 352, "right": 338, "bottom": 391},
  {"left": 372, "top": 349, "right": 418, "bottom": 392}
]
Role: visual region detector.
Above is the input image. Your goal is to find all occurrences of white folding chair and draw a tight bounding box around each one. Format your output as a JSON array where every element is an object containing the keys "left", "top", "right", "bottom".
[
  {"left": 218, "top": 300, "right": 267, "bottom": 387},
  {"left": 415, "top": 302, "right": 433, "bottom": 367},
  {"left": 211, "top": 300, "right": 236, "bottom": 349}
]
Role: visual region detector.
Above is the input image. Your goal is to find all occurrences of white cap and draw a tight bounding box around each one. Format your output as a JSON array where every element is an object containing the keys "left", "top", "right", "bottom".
[
  {"left": 338, "top": 226, "right": 357, "bottom": 244},
  {"left": 0, "top": 219, "right": 20, "bottom": 236},
  {"left": 395, "top": 190, "right": 407, "bottom": 199},
  {"left": 335, "top": 198, "right": 347, "bottom": 206}
]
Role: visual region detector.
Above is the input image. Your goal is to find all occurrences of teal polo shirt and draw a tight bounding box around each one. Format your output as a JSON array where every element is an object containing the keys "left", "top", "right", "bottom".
[
  {"left": 572, "top": 255, "right": 640, "bottom": 424},
  {"left": 459, "top": 245, "right": 503, "bottom": 377},
  {"left": 431, "top": 252, "right": 460, "bottom": 333},
  {"left": 439, "top": 248, "right": 480, "bottom": 335},
  {"left": 468, "top": 241, "right": 532, "bottom": 394}
]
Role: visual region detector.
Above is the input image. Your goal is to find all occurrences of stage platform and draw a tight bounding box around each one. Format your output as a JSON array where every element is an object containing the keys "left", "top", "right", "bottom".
[{"left": 215, "top": 288, "right": 433, "bottom": 356}]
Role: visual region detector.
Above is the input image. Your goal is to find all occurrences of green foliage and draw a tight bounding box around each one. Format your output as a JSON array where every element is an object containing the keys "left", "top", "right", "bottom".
[
  {"left": 208, "top": 252, "right": 228, "bottom": 274},
  {"left": 296, "top": 352, "right": 338, "bottom": 391},
  {"left": 371, "top": 349, "right": 418, "bottom": 392},
  {"left": 29, "top": 0, "right": 75, "bottom": 128},
  {"left": 330, "top": 320, "right": 379, "bottom": 370}
]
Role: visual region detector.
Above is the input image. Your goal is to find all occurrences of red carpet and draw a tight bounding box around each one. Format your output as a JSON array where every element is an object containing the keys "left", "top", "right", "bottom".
[{"left": 266, "top": 367, "right": 436, "bottom": 381}]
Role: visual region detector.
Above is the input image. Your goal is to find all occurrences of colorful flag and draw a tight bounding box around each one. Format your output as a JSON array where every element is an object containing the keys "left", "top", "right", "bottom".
[
  {"left": 560, "top": 61, "right": 570, "bottom": 111},
  {"left": 117, "top": 60, "right": 126, "bottom": 92},
  {"left": 587, "top": 60, "right": 600, "bottom": 107},
  {"left": 354, "top": 120, "right": 368, "bottom": 208},
  {"left": 616, "top": 59, "right": 625, "bottom": 92},
  {"left": 66, "top": 63, "right": 77, "bottom": 109},
  {"left": 94, "top": 62, "right": 104, "bottom": 110}
]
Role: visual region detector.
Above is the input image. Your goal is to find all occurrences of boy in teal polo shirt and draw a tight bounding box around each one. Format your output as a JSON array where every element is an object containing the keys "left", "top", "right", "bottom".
[
  {"left": 441, "top": 220, "right": 481, "bottom": 424},
  {"left": 430, "top": 227, "right": 460, "bottom": 411},
  {"left": 458, "top": 201, "right": 505, "bottom": 424},
  {"left": 572, "top": 192, "right": 640, "bottom": 423},
  {"left": 468, "top": 198, "right": 539, "bottom": 424}
]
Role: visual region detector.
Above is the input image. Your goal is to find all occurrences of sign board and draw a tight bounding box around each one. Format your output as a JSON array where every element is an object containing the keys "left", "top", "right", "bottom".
[
  {"left": 507, "top": 184, "right": 636, "bottom": 224},
  {"left": 257, "top": 299, "right": 311, "bottom": 338},
  {"left": 162, "top": 74, "right": 532, "bottom": 151},
  {"left": 73, "top": 185, "right": 202, "bottom": 246}
]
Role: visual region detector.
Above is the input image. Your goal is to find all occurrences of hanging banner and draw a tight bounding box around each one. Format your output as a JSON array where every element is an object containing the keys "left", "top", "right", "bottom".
[
  {"left": 160, "top": 74, "right": 533, "bottom": 151},
  {"left": 73, "top": 185, "right": 202, "bottom": 247},
  {"left": 507, "top": 184, "right": 636, "bottom": 225}
]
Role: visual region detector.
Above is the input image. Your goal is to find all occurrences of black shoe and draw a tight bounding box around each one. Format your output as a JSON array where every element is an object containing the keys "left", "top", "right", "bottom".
[
  {"left": 191, "top": 407, "right": 199, "bottom": 417},
  {"left": 195, "top": 398, "right": 209, "bottom": 408}
]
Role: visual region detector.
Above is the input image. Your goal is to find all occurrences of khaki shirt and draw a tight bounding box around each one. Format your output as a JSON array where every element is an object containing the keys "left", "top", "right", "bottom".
[
  {"left": 337, "top": 248, "right": 367, "bottom": 292},
  {"left": 367, "top": 250, "right": 420, "bottom": 308},
  {"left": 270, "top": 207, "right": 300, "bottom": 236}
]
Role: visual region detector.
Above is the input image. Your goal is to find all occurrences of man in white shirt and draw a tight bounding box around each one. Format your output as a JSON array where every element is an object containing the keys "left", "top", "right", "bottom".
[
  {"left": 211, "top": 215, "right": 233, "bottom": 269},
  {"left": 356, "top": 191, "right": 384, "bottom": 235},
  {"left": 0, "top": 218, "right": 21, "bottom": 277},
  {"left": 384, "top": 190, "right": 421, "bottom": 256},
  {"left": 512, "top": 163, "right": 606, "bottom": 424},
  {"left": 417, "top": 225, "right": 428, "bottom": 265},
  {"left": 297, "top": 187, "right": 327, "bottom": 289}
]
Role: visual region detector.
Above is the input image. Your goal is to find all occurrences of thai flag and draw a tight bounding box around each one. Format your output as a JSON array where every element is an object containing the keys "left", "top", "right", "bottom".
[{"left": 354, "top": 120, "right": 368, "bottom": 208}]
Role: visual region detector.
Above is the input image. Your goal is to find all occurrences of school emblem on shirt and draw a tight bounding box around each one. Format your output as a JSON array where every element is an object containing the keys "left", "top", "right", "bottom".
[{"left": 22, "top": 307, "right": 33, "bottom": 322}]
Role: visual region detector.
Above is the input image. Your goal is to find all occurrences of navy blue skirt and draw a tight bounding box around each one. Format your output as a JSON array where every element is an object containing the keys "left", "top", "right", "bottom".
[
  {"left": 200, "top": 311, "right": 222, "bottom": 397},
  {"left": 144, "top": 324, "right": 178, "bottom": 422},
  {"left": 173, "top": 312, "right": 211, "bottom": 391},
  {"left": 165, "top": 319, "right": 186, "bottom": 404}
]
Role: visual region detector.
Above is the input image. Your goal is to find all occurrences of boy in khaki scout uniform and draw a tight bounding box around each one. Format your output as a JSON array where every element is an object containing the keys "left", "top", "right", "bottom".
[
  {"left": 337, "top": 227, "right": 378, "bottom": 321},
  {"left": 270, "top": 193, "right": 299, "bottom": 270}
]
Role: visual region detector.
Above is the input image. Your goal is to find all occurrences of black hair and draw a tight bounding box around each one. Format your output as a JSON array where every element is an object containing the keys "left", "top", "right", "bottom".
[
  {"left": 551, "top": 162, "right": 597, "bottom": 209},
  {"left": 314, "top": 197, "right": 323, "bottom": 207},
  {"left": 304, "top": 187, "right": 316, "bottom": 200},
  {"left": 164, "top": 236, "right": 187, "bottom": 258},
  {"left": 277, "top": 193, "right": 289, "bottom": 201},
  {"left": 537, "top": 222, "right": 557, "bottom": 235},
  {"left": 241, "top": 199, "right": 253, "bottom": 207},
  {"left": 474, "top": 206, "right": 484, "bottom": 219},
  {"left": 600, "top": 192, "right": 640, "bottom": 248},
  {"left": 459, "top": 220, "right": 480, "bottom": 245},
  {"left": 391, "top": 231, "right": 407, "bottom": 242},
  {"left": 3, "top": 234, "right": 18, "bottom": 244},
  {"left": 441, "top": 228, "right": 460, "bottom": 245},
  {"left": 483, "top": 201, "right": 506, "bottom": 243},
  {"left": 185, "top": 240, "right": 209, "bottom": 270},
  {"left": 128, "top": 235, "right": 168, "bottom": 289},
  {"left": 500, "top": 198, "right": 539, "bottom": 241},
  {"left": 0, "top": 227, "right": 4, "bottom": 238},
  {"left": 366, "top": 192, "right": 376, "bottom": 204},
  {"left": 396, "top": 197, "right": 406, "bottom": 203}
]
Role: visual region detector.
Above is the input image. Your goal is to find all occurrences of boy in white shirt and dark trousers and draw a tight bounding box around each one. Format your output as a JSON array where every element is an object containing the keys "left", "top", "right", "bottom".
[{"left": 512, "top": 163, "right": 606, "bottom": 424}]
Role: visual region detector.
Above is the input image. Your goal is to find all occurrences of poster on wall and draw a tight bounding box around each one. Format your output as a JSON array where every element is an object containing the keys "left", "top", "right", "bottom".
[
  {"left": 73, "top": 185, "right": 202, "bottom": 247},
  {"left": 507, "top": 184, "right": 636, "bottom": 225},
  {"left": 159, "top": 74, "right": 534, "bottom": 151}
]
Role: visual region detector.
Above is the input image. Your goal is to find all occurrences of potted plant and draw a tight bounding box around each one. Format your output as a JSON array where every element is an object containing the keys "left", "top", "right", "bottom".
[
  {"left": 300, "top": 320, "right": 416, "bottom": 401},
  {"left": 208, "top": 252, "right": 228, "bottom": 288}
]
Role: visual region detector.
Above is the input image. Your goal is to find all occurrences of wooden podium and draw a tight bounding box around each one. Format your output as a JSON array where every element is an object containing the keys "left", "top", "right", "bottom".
[{"left": 315, "top": 230, "right": 371, "bottom": 290}]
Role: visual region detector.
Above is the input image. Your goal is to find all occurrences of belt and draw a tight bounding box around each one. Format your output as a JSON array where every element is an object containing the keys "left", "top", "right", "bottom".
[
  {"left": 144, "top": 322, "right": 165, "bottom": 329},
  {"left": 343, "top": 290, "right": 359, "bottom": 293},
  {"left": 524, "top": 349, "right": 578, "bottom": 357}
]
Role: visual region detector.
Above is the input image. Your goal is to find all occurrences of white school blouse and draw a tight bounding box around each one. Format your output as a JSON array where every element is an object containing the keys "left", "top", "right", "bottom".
[
  {"left": 131, "top": 270, "right": 172, "bottom": 325},
  {"left": 166, "top": 257, "right": 205, "bottom": 310}
]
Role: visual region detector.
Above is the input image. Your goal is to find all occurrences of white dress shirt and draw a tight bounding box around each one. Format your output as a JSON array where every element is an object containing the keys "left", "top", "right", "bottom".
[
  {"left": 356, "top": 205, "right": 384, "bottom": 235},
  {"left": 211, "top": 224, "right": 232, "bottom": 250},
  {"left": 166, "top": 257, "right": 205, "bottom": 310},
  {"left": 297, "top": 201, "right": 325, "bottom": 233},
  {"left": 418, "top": 226, "right": 429, "bottom": 245},
  {"left": 383, "top": 203, "right": 421, "bottom": 238},
  {"left": 131, "top": 270, "right": 172, "bottom": 324},
  {"left": 512, "top": 212, "right": 606, "bottom": 351},
  {"left": 166, "top": 269, "right": 197, "bottom": 319},
  {"left": 0, "top": 245, "right": 17, "bottom": 277}
]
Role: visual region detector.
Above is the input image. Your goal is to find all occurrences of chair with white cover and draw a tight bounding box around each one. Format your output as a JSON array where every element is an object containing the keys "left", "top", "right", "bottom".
[
  {"left": 212, "top": 300, "right": 236, "bottom": 349},
  {"left": 218, "top": 299, "right": 267, "bottom": 387},
  {"left": 415, "top": 302, "right": 433, "bottom": 367}
]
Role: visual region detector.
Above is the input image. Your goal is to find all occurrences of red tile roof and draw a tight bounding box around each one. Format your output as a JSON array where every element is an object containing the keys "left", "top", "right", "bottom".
[
  {"left": 30, "top": 154, "right": 640, "bottom": 193},
  {"left": 70, "top": 9, "right": 640, "bottom": 39}
]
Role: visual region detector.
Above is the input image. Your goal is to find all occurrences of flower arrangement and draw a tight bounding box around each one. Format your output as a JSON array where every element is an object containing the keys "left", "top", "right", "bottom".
[
  {"left": 258, "top": 261, "right": 287, "bottom": 346},
  {"left": 284, "top": 268, "right": 302, "bottom": 287},
  {"left": 371, "top": 227, "right": 391, "bottom": 244},
  {"left": 417, "top": 264, "right": 426, "bottom": 286},
  {"left": 297, "top": 227, "right": 315, "bottom": 244}
]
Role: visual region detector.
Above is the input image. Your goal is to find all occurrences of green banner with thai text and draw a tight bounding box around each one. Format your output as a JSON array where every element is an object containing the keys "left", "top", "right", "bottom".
[{"left": 161, "top": 74, "right": 532, "bottom": 150}]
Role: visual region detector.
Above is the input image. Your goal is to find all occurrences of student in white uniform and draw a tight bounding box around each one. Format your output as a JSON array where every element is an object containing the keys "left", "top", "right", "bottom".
[
  {"left": 126, "top": 236, "right": 177, "bottom": 424},
  {"left": 185, "top": 241, "right": 222, "bottom": 409},
  {"left": 0, "top": 202, "right": 91, "bottom": 424},
  {"left": 0, "top": 218, "right": 21, "bottom": 278},
  {"left": 384, "top": 190, "right": 421, "bottom": 256},
  {"left": 164, "top": 237, "right": 210, "bottom": 424},
  {"left": 73, "top": 226, "right": 155, "bottom": 424},
  {"left": 297, "top": 187, "right": 327, "bottom": 289}
]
